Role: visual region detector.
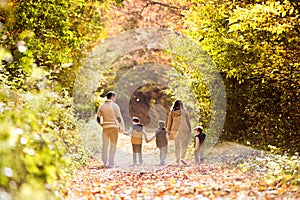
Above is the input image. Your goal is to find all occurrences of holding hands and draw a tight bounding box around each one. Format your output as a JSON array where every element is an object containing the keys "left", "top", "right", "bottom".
[{"left": 147, "top": 134, "right": 156, "bottom": 143}]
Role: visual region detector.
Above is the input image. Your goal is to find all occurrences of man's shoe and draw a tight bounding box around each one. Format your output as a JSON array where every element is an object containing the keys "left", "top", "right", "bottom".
[
  {"left": 108, "top": 163, "right": 117, "bottom": 168},
  {"left": 181, "top": 159, "right": 188, "bottom": 165}
]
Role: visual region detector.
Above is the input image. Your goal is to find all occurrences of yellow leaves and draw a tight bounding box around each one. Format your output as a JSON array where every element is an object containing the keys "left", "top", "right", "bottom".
[
  {"left": 265, "top": 178, "right": 276, "bottom": 186},
  {"left": 227, "top": 0, "right": 296, "bottom": 37},
  {"left": 0, "top": 47, "right": 13, "bottom": 63},
  {"left": 19, "top": 30, "right": 35, "bottom": 40},
  {"left": 289, "top": 7, "right": 294, "bottom": 15},
  {"left": 169, "top": 178, "right": 177, "bottom": 184},
  {"left": 258, "top": 185, "right": 266, "bottom": 191},
  {"left": 228, "top": 23, "right": 240, "bottom": 33}
]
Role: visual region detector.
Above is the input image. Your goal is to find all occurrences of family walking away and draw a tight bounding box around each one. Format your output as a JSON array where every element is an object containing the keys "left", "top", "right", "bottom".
[{"left": 96, "top": 91, "right": 206, "bottom": 167}]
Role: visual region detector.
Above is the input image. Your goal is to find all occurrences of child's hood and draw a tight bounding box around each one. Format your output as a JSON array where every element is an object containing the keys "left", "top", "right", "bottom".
[{"left": 132, "top": 124, "right": 143, "bottom": 132}]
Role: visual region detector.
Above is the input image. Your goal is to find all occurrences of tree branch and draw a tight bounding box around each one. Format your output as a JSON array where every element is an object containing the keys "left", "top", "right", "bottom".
[{"left": 139, "top": 1, "right": 190, "bottom": 17}]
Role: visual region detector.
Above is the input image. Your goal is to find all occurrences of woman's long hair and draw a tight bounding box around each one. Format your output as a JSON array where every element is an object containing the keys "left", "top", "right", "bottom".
[{"left": 171, "top": 100, "right": 184, "bottom": 111}]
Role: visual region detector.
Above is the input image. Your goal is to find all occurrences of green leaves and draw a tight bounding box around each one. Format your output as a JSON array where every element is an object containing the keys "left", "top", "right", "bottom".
[
  {"left": 0, "top": 0, "right": 114, "bottom": 92},
  {"left": 0, "top": 86, "right": 87, "bottom": 199},
  {"left": 182, "top": 0, "right": 300, "bottom": 153}
]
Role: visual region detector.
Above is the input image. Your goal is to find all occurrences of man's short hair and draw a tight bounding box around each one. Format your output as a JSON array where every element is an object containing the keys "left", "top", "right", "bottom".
[
  {"left": 132, "top": 117, "right": 140, "bottom": 123},
  {"left": 106, "top": 91, "right": 116, "bottom": 99}
]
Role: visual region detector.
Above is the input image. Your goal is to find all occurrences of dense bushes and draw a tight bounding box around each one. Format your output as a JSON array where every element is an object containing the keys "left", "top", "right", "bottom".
[
  {"left": 182, "top": 0, "right": 300, "bottom": 153},
  {"left": 0, "top": 0, "right": 118, "bottom": 197},
  {"left": 0, "top": 0, "right": 116, "bottom": 198},
  {"left": 0, "top": 87, "right": 87, "bottom": 199}
]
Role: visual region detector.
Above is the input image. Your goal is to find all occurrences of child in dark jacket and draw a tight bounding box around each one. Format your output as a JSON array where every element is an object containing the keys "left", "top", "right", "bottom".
[
  {"left": 147, "top": 120, "right": 168, "bottom": 166},
  {"left": 124, "top": 117, "right": 148, "bottom": 165},
  {"left": 194, "top": 126, "right": 206, "bottom": 163}
]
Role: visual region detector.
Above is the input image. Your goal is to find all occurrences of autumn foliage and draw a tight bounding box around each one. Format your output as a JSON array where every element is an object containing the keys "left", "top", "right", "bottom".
[
  {"left": 66, "top": 154, "right": 300, "bottom": 199},
  {"left": 1, "top": 0, "right": 300, "bottom": 199}
]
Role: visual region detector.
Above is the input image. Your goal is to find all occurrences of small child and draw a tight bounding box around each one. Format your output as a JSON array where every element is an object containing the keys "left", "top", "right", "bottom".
[
  {"left": 194, "top": 126, "right": 206, "bottom": 163},
  {"left": 124, "top": 117, "right": 148, "bottom": 165},
  {"left": 147, "top": 120, "right": 168, "bottom": 166}
]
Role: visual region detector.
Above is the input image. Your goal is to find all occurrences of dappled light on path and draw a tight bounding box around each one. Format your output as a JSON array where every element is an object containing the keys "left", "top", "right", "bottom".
[
  {"left": 65, "top": 142, "right": 300, "bottom": 199},
  {"left": 66, "top": 160, "right": 299, "bottom": 199}
]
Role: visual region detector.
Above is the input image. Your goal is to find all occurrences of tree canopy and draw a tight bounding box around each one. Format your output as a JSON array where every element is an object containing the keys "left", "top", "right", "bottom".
[{"left": 182, "top": 0, "right": 300, "bottom": 152}]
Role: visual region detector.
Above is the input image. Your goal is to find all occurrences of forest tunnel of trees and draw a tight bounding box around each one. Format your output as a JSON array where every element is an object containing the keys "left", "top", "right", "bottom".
[
  {"left": 127, "top": 83, "right": 170, "bottom": 127},
  {"left": 0, "top": 0, "right": 299, "bottom": 198}
]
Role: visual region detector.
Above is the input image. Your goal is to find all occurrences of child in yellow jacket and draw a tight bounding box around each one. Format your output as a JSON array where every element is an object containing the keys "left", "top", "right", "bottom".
[{"left": 124, "top": 117, "right": 148, "bottom": 165}]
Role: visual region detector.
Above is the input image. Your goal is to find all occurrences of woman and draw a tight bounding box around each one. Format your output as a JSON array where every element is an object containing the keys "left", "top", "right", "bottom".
[{"left": 166, "top": 100, "right": 191, "bottom": 165}]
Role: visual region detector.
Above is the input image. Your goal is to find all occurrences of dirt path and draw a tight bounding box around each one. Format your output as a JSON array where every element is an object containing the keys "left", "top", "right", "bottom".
[
  {"left": 65, "top": 140, "right": 300, "bottom": 199},
  {"left": 86, "top": 131, "right": 182, "bottom": 170}
]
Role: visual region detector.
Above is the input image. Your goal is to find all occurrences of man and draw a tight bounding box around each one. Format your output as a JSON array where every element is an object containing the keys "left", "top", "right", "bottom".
[{"left": 97, "top": 91, "right": 125, "bottom": 168}]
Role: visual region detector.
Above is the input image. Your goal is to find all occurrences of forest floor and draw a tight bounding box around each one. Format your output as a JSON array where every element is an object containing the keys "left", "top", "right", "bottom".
[{"left": 65, "top": 134, "right": 300, "bottom": 199}]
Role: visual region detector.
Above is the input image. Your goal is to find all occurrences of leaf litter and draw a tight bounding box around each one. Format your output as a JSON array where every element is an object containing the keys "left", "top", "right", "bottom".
[{"left": 65, "top": 142, "right": 299, "bottom": 199}]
